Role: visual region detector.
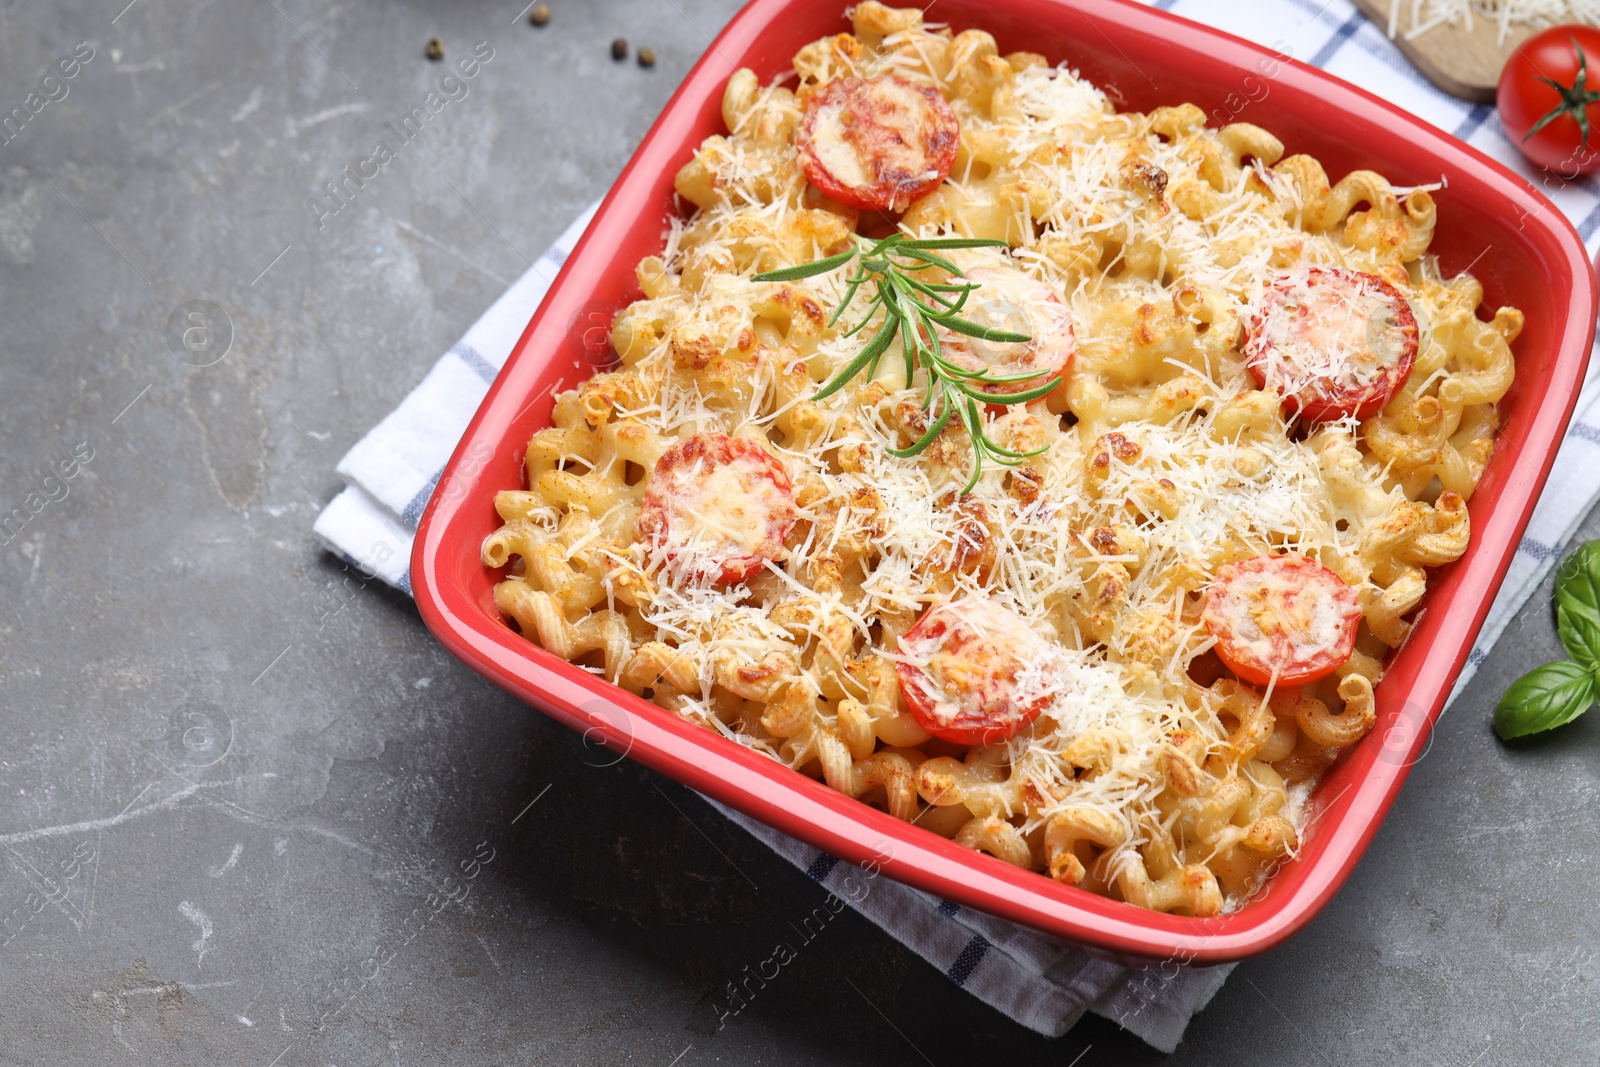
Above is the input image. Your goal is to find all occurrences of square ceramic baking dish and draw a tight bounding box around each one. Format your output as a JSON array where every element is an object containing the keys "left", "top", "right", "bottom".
[{"left": 412, "top": 0, "right": 1596, "bottom": 964}]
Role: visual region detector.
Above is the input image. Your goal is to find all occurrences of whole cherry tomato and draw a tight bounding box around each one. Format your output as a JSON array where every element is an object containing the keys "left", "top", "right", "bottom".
[{"left": 1498, "top": 26, "right": 1600, "bottom": 176}]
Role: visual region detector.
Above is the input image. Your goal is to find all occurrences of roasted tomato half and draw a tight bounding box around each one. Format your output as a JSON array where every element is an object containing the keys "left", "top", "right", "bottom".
[
  {"left": 895, "top": 597, "right": 1058, "bottom": 745},
  {"left": 797, "top": 73, "right": 959, "bottom": 213},
  {"left": 1244, "top": 265, "right": 1418, "bottom": 422},
  {"left": 1201, "top": 554, "right": 1362, "bottom": 688}
]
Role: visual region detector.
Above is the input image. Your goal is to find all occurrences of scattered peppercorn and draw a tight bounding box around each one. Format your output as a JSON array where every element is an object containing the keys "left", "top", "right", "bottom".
[
  {"left": 425, "top": 37, "right": 444, "bottom": 60},
  {"left": 637, "top": 46, "right": 656, "bottom": 68},
  {"left": 529, "top": 4, "right": 550, "bottom": 26},
  {"left": 611, "top": 37, "right": 628, "bottom": 61}
]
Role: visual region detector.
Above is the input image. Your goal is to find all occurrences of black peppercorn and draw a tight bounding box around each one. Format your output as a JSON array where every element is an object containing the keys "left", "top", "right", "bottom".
[
  {"left": 529, "top": 4, "right": 550, "bottom": 25},
  {"left": 611, "top": 37, "right": 628, "bottom": 61},
  {"left": 425, "top": 37, "right": 444, "bottom": 60}
]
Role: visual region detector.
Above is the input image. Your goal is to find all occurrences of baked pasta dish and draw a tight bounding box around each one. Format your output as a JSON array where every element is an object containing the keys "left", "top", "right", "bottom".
[{"left": 483, "top": 4, "right": 1521, "bottom": 915}]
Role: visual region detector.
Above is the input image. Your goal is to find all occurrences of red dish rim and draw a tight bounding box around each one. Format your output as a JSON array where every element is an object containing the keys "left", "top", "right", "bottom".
[{"left": 412, "top": 0, "right": 1596, "bottom": 964}]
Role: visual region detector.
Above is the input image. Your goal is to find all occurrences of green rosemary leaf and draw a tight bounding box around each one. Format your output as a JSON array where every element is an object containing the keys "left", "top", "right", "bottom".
[
  {"left": 814, "top": 324, "right": 895, "bottom": 401},
  {"left": 920, "top": 354, "right": 1041, "bottom": 384},
  {"left": 997, "top": 365, "right": 1065, "bottom": 383},
  {"left": 750, "top": 246, "right": 856, "bottom": 282},
  {"left": 963, "top": 376, "right": 1062, "bottom": 405},
  {"left": 925, "top": 308, "right": 945, "bottom": 362},
  {"left": 958, "top": 398, "right": 987, "bottom": 494},
  {"left": 759, "top": 229, "right": 1046, "bottom": 492},
  {"left": 896, "top": 285, "right": 928, "bottom": 331},
  {"left": 962, "top": 363, "right": 1059, "bottom": 384},
  {"left": 885, "top": 393, "right": 955, "bottom": 458},
  {"left": 940, "top": 315, "right": 1032, "bottom": 343},
  {"left": 899, "top": 275, "right": 965, "bottom": 312},
  {"left": 841, "top": 294, "right": 884, "bottom": 338},
  {"left": 898, "top": 305, "right": 920, "bottom": 383},
  {"left": 968, "top": 425, "right": 1049, "bottom": 459},
  {"left": 827, "top": 279, "right": 867, "bottom": 328},
  {"left": 894, "top": 246, "right": 963, "bottom": 275},
  {"left": 903, "top": 237, "right": 1012, "bottom": 250},
  {"left": 867, "top": 339, "right": 888, "bottom": 381},
  {"left": 942, "top": 283, "right": 975, "bottom": 316}
]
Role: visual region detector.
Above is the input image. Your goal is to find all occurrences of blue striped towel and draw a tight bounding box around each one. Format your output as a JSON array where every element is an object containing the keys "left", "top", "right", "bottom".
[{"left": 313, "top": 0, "right": 1600, "bottom": 1050}]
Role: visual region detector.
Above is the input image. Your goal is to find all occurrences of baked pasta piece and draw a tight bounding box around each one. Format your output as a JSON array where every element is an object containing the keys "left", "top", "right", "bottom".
[{"left": 483, "top": 3, "right": 1521, "bottom": 915}]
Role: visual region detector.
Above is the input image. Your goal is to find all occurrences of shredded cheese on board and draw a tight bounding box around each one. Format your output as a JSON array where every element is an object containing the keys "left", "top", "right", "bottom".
[{"left": 1385, "top": 0, "right": 1600, "bottom": 43}]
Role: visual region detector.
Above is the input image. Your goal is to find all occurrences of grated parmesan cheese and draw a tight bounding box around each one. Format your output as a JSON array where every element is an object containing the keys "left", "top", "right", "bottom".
[{"left": 1384, "top": 0, "right": 1600, "bottom": 44}]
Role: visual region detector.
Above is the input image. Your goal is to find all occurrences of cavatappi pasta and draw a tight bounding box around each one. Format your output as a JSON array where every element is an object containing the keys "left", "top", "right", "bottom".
[{"left": 483, "top": 3, "right": 1521, "bottom": 915}]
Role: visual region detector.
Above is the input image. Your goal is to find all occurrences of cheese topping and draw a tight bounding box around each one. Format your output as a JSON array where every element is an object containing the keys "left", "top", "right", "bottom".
[
  {"left": 808, "top": 100, "right": 875, "bottom": 190},
  {"left": 672, "top": 460, "right": 791, "bottom": 555},
  {"left": 809, "top": 75, "right": 941, "bottom": 188}
]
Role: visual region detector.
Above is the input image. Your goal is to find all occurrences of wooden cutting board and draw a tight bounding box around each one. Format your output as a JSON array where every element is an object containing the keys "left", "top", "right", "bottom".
[{"left": 1349, "top": 0, "right": 1537, "bottom": 102}]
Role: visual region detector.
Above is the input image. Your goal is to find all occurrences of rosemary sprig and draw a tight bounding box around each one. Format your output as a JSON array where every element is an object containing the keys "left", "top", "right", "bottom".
[{"left": 752, "top": 233, "right": 1053, "bottom": 494}]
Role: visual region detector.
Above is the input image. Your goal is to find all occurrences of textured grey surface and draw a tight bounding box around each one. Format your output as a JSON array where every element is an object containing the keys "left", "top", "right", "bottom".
[{"left": 0, "top": 0, "right": 1597, "bottom": 1064}]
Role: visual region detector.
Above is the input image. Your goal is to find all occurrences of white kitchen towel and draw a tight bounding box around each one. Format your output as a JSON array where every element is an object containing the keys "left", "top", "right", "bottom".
[{"left": 313, "top": 0, "right": 1600, "bottom": 1051}]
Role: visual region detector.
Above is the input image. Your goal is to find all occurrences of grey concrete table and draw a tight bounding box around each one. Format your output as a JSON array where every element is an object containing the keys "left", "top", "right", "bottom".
[{"left": 1, "top": 1, "right": 1596, "bottom": 1064}]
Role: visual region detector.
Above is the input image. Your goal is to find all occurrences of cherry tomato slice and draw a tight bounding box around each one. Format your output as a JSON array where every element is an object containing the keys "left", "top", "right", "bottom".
[
  {"left": 1244, "top": 266, "right": 1418, "bottom": 422},
  {"left": 895, "top": 598, "right": 1056, "bottom": 745},
  {"left": 941, "top": 265, "right": 1076, "bottom": 395},
  {"left": 638, "top": 432, "right": 797, "bottom": 584},
  {"left": 1201, "top": 554, "right": 1362, "bottom": 688},
  {"left": 796, "top": 74, "right": 959, "bottom": 213}
]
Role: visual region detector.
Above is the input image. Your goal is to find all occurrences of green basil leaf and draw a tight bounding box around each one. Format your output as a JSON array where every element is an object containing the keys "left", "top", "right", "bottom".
[
  {"left": 1556, "top": 599, "right": 1600, "bottom": 669},
  {"left": 1493, "top": 660, "right": 1597, "bottom": 740},
  {"left": 1554, "top": 540, "right": 1600, "bottom": 667}
]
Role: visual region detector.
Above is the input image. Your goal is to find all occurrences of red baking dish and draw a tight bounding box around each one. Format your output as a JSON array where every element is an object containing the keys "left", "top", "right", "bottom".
[{"left": 413, "top": 0, "right": 1596, "bottom": 964}]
